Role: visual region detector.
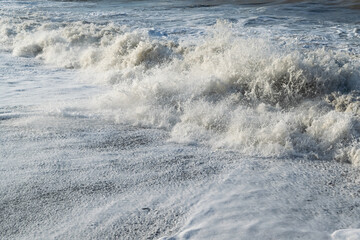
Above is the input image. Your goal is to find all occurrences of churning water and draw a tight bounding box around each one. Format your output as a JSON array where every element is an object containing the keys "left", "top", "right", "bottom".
[{"left": 1, "top": 1, "right": 360, "bottom": 239}]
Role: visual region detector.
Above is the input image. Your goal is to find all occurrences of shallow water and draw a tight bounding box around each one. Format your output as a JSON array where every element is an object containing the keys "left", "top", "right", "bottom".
[{"left": 1, "top": 0, "right": 360, "bottom": 239}]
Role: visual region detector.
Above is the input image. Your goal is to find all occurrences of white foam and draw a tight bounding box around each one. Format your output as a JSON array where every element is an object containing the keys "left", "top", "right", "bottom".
[
  {"left": 332, "top": 229, "right": 360, "bottom": 240},
  {"left": 2, "top": 17, "right": 360, "bottom": 164}
]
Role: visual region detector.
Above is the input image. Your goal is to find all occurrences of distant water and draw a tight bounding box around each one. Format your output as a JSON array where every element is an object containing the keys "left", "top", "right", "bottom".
[{"left": 1, "top": 0, "right": 360, "bottom": 239}]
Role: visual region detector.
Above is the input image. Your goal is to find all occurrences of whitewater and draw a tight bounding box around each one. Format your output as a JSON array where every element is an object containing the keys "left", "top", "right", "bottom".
[{"left": 1, "top": 0, "right": 360, "bottom": 239}]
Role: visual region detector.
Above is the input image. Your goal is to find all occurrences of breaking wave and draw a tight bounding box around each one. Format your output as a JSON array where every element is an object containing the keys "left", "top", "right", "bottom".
[{"left": 2, "top": 17, "right": 360, "bottom": 165}]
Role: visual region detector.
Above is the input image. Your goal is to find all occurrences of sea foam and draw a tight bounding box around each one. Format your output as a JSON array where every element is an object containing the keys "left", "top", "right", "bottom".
[{"left": 3, "top": 18, "right": 360, "bottom": 164}]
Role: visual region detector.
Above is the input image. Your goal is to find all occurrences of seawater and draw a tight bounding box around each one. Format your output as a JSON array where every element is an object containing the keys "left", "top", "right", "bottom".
[{"left": 1, "top": 1, "right": 360, "bottom": 239}]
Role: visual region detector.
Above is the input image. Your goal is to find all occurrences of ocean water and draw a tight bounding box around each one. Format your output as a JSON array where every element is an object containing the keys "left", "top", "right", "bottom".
[{"left": 1, "top": 0, "right": 360, "bottom": 239}]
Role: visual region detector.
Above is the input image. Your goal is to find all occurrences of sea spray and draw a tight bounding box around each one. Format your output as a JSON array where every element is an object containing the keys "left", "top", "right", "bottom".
[{"left": 3, "top": 17, "right": 360, "bottom": 164}]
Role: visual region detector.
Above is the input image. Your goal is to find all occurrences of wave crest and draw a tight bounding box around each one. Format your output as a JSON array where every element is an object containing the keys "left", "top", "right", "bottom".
[{"left": 4, "top": 18, "right": 360, "bottom": 164}]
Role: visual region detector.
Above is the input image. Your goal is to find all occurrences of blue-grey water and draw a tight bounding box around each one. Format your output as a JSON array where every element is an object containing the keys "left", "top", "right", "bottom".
[{"left": 1, "top": 1, "right": 360, "bottom": 239}]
